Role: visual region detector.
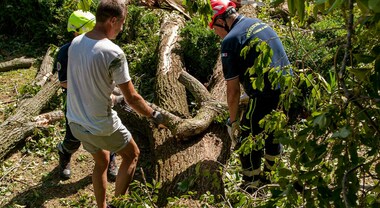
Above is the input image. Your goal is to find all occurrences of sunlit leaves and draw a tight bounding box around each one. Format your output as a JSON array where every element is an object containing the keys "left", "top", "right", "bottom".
[
  {"left": 183, "top": 0, "right": 213, "bottom": 27},
  {"left": 241, "top": 38, "right": 273, "bottom": 91},
  {"left": 77, "top": 0, "right": 92, "bottom": 11},
  {"left": 331, "top": 126, "right": 351, "bottom": 138}
]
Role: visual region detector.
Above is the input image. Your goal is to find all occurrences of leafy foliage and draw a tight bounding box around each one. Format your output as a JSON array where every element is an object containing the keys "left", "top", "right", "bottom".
[
  {"left": 119, "top": 5, "right": 161, "bottom": 101},
  {"left": 179, "top": 16, "right": 220, "bottom": 83},
  {"left": 183, "top": 0, "right": 213, "bottom": 27},
  {"left": 238, "top": 0, "right": 380, "bottom": 207},
  {"left": 0, "top": 0, "right": 100, "bottom": 60}
]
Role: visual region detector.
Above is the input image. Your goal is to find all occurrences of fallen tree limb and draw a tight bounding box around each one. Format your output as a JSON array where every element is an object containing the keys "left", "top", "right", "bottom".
[
  {"left": 32, "top": 110, "right": 64, "bottom": 126},
  {"left": 0, "top": 75, "right": 60, "bottom": 161},
  {"left": 0, "top": 57, "right": 35, "bottom": 72},
  {"left": 34, "top": 45, "right": 57, "bottom": 86}
]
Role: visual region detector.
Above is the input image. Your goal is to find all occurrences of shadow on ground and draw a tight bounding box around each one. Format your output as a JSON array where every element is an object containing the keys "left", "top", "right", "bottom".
[{"left": 3, "top": 166, "right": 92, "bottom": 207}]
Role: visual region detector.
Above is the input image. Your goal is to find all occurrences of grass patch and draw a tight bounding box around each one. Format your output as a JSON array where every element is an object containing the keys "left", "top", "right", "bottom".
[{"left": 0, "top": 67, "right": 37, "bottom": 122}]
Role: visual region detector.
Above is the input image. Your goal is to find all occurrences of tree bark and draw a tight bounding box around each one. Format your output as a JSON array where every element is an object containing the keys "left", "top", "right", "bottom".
[
  {"left": 33, "top": 45, "right": 57, "bottom": 86},
  {"left": 155, "top": 13, "right": 189, "bottom": 117},
  {"left": 115, "top": 12, "right": 231, "bottom": 205},
  {"left": 0, "top": 57, "right": 35, "bottom": 72},
  {"left": 0, "top": 75, "right": 60, "bottom": 160}
]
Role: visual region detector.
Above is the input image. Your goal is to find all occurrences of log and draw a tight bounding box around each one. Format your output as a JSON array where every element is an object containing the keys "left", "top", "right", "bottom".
[
  {"left": 0, "top": 57, "right": 35, "bottom": 72},
  {"left": 33, "top": 110, "right": 64, "bottom": 126},
  {"left": 33, "top": 45, "right": 57, "bottom": 86},
  {"left": 115, "top": 11, "right": 231, "bottom": 205},
  {"left": 0, "top": 74, "right": 60, "bottom": 161},
  {"left": 154, "top": 12, "right": 189, "bottom": 117}
]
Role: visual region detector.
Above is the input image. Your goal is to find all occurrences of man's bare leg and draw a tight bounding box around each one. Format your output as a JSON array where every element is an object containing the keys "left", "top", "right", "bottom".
[
  {"left": 92, "top": 150, "right": 110, "bottom": 208},
  {"left": 115, "top": 138, "right": 140, "bottom": 196}
]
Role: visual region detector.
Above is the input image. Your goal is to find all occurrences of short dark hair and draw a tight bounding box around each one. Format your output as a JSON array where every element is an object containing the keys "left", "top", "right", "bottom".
[{"left": 96, "top": 0, "right": 126, "bottom": 23}]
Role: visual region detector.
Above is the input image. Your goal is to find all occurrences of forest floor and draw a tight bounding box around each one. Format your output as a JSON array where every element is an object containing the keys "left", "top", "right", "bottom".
[{"left": 0, "top": 65, "right": 152, "bottom": 207}]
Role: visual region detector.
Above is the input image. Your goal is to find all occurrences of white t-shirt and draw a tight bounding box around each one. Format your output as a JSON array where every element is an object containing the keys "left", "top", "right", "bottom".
[{"left": 66, "top": 34, "right": 131, "bottom": 136}]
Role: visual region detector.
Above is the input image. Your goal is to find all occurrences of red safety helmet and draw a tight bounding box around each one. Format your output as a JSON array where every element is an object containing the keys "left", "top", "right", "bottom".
[{"left": 209, "top": 0, "right": 236, "bottom": 29}]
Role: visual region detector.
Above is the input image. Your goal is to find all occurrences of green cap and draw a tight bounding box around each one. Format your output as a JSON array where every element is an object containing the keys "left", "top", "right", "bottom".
[{"left": 67, "top": 10, "right": 95, "bottom": 34}]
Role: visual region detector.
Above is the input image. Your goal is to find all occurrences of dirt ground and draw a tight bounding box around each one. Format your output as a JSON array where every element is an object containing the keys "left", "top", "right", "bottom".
[{"left": 0, "top": 131, "right": 152, "bottom": 208}]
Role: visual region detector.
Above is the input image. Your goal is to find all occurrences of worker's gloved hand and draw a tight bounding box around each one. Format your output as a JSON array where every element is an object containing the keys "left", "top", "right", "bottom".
[
  {"left": 115, "top": 95, "right": 125, "bottom": 104},
  {"left": 112, "top": 95, "right": 125, "bottom": 107},
  {"left": 240, "top": 92, "right": 249, "bottom": 105},
  {"left": 226, "top": 118, "right": 241, "bottom": 142},
  {"left": 151, "top": 110, "right": 164, "bottom": 125}
]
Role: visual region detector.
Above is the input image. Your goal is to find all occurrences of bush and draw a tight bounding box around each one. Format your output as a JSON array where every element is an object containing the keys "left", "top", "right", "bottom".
[{"left": 179, "top": 17, "right": 220, "bottom": 84}]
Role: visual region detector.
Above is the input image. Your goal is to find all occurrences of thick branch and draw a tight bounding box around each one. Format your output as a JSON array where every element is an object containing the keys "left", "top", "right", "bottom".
[
  {"left": 32, "top": 110, "right": 64, "bottom": 126},
  {"left": 155, "top": 12, "right": 189, "bottom": 116},
  {"left": 34, "top": 45, "right": 57, "bottom": 86},
  {"left": 178, "top": 70, "right": 211, "bottom": 103},
  {"left": 139, "top": 0, "right": 190, "bottom": 19},
  {"left": 0, "top": 76, "right": 60, "bottom": 161},
  {"left": 0, "top": 57, "right": 35, "bottom": 72}
]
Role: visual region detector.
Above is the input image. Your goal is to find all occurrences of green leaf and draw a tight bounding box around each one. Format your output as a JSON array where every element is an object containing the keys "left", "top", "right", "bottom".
[
  {"left": 304, "top": 158, "right": 322, "bottom": 167},
  {"left": 315, "top": 0, "right": 328, "bottom": 4},
  {"left": 353, "top": 54, "right": 376, "bottom": 64},
  {"left": 77, "top": 0, "right": 92, "bottom": 11},
  {"left": 279, "top": 167, "right": 293, "bottom": 176},
  {"left": 325, "top": 0, "right": 344, "bottom": 14},
  {"left": 375, "top": 163, "right": 380, "bottom": 177},
  {"left": 296, "top": 0, "right": 305, "bottom": 23},
  {"left": 298, "top": 170, "right": 319, "bottom": 180},
  {"left": 369, "top": 0, "right": 380, "bottom": 12},
  {"left": 357, "top": 0, "right": 370, "bottom": 13},
  {"left": 348, "top": 67, "right": 372, "bottom": 82},
  {"left": 288, "top": 0, "right": 296, "bottom": 15},
  {"left": 177, "top": 180, "right": 190, "bottom": 192},
  {"left": 331, "top": 126, "right": 351, "bottom": 138},
  {"left": 313, "top": 113, "right": 327, "bottom": 128},
  {"left": 271, "top": 0, "right": 285, "bottom": 7}
]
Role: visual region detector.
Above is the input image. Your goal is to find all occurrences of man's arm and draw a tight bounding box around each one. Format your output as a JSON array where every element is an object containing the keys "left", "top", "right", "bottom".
[
  {"left": 226, "top": 77, "right": 241, "bottom": 122},
  {"left": 60, "top": 82, "right": 67, "bottom": 89},
  {"left": 117, "top": 80, "right": 154, "bottom": 117}
]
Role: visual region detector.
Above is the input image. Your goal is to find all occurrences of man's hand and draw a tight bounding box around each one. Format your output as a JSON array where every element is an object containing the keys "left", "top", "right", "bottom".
[
  {"left": 112, "top": 95, "right": 125, "bottom": 107},
  {"left": 226, "top": 118, "right": 240, "bottom": 142},
  {"left": 240, "top": 92, "right": 249, "bottom": 105},
  {"left": 151, "top": 110, "right": 164, "bottom": 126}
]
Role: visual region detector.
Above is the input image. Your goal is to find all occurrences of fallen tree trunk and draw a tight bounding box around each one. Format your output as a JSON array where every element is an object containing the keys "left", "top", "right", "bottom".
[
  {"left": 0, "top": 57, "right": 35, "bottom": 72},
  {"left": 115, "top": 11, "right": 231, "bottom": 205},
  {"left": 33, "top": 45, "right": 57, "bottom": 86},
  {"left": 0, "top": 74, "right": 60, "bottom": 161}
]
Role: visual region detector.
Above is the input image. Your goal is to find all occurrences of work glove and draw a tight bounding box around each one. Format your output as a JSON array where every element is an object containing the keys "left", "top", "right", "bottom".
[
  {"left": 112, "top": 95, "right": 125, "bottom": 107},
  {"left": 115, "top": 95, "right": 125, "bottom": 104},
  {"left": 226, "top": 118, "right": 241, "bottom": 143},
  {"left": 240, "top": 92, "right": 249, "bottom": 105},
  {"left": 151, "top": 110, "right": 164, "bottom": 126}
]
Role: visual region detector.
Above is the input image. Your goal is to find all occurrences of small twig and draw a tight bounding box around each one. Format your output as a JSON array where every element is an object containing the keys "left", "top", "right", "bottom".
[
  {"left": 139, "top": 167, "right": 158, "bottom": 208},
  {"left": 13, "top": 82, "right": 19, "bottom": 97},
  {"left": 252, "top": 183, "right": 280, "bottom": 198},
  {"left": 342, "top": 163, "right": 363, "bottom": 208},
  {"left": 0, "top": 99, "right": 17, "bottom": 105},
  {"left": 0, "top": 155, "right": 27, "bottom": 181}
]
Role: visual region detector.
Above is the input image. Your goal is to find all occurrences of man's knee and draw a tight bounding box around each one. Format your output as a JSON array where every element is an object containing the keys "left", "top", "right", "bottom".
[
  {"left": 118, "top": 139, "right": 140, "bottom": 161},
  {"left": 93, "top": 150, "right": 111, "bottom": 169}
]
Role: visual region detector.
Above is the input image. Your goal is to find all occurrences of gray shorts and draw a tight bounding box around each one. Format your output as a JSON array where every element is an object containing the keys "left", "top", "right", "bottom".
[{"left": 69, "top": 122, "right": 132, "bottom": 154}]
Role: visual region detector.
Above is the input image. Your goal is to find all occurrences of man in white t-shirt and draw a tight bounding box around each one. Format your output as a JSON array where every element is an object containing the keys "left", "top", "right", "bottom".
[{"left": 66, "top": 1, "right": 163, "bottom": 207}]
